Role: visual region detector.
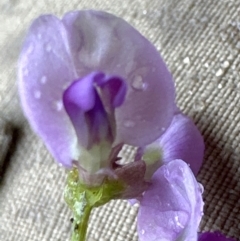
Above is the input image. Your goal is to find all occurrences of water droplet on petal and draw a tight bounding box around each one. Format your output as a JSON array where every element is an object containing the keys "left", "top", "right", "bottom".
[
  {"left": 124, "top": 120, "right": 135, "bottom": 128},
  {"left": 34, "top": 90, "right": 41, "bottom": 99},
  {"left": 175, "top": 215, "right": 184, "bottom": 228},
  {"left": 37, "top": 33, "right": 42, "bottom": 40},
  {"left": 131, "top": 75, "right": 147, "bottom": 91},
  {"left": 46, "top": 43, "right": 52, "bottom": 52},
  {"left": 40, "top": 76, "right": 47, "bottom": 84},
  {"left": 53, "top": 100, "right": 63, "bottom": 111},
  {"left": 198, "top": 183, "right": 204, "bottom": 194},
  {"left": 141, "top": 229, "right": 145, "bottom": 235}
]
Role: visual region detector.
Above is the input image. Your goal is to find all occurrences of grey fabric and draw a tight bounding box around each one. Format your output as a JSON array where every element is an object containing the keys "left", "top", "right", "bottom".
[{"left": 0, "top": 0, "right": 239, "bottom": 240}]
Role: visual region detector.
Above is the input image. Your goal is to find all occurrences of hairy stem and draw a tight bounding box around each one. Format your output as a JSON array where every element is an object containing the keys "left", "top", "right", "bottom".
[{"left": 71, "top": 206, "right": 92, "bottom": 241}]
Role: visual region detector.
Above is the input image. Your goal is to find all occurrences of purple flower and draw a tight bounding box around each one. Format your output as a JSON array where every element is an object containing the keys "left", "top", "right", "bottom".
[
  {"left": 138, "top": 159, "right": 204, "bottom": 241},
  {"left": 18, "top": 10, "right": 176, "bottom": 186},
  {"left": 18, "top": 10, "right": 205, "bottom": 240},
  {"left": 199, "top": 232, "right": 237, "bottom": 241}
]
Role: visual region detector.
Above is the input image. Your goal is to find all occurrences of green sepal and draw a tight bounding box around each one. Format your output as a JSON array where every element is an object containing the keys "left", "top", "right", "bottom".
[{"left": 64, "top": 168, "right": 126, "bottom": 241}]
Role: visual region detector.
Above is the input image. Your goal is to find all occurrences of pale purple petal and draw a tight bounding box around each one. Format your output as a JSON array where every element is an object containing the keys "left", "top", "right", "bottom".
[
  {"left": 198, "top": 232, "right": 236, "bottom": 241},
  {"left": 137, "top": 159, "right": 204, "bottom": 241},
  {"left": 159, "top": 113, "right": 204, "bottom": 175},
  {"left": 18, "top": 15, "right": 77, "bottom": 167},
  {"left": 141, "top": 113, "right": 204, "bottom": 178},
  {"left": 62, "top": 10, "right": 176, "bottom": 147}
]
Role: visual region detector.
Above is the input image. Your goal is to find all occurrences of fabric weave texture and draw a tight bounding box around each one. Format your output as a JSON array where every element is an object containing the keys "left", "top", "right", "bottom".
[{"left": 0, "top": 0, "right": 239, "bottom": 240}]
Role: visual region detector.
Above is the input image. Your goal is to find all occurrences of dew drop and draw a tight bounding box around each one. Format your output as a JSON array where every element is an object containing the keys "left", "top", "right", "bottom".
[
  {"left": 198, "top": 183, "right": 204, "bottom": 194},
  {"left": 218, "top": 83, "right": 223, "bottom": 89},
  {"left": 204, "top": 63, "right": 210, "bottom": 68},
  {"left": 216, "top": 69, "right": 223, "bottom": 77},
  {"left": 40, "top": 76, "right": 47, "bottom": 84},
  {"left": 132, "top": 75, "right": 147, "bottom": 91},
  {"left": 221, "top": 60, "right": 230, "bottom": 68},
  {"left": 141, "top": 229, "right": 145, "bottom": 235},
  {"left": 37, "top": 33, "right": 42, "bottom": 39},
  {"left": 175, "top": 216, "right": 184, "bottom": 228},
  {"left": 183, "top": 57, "right": 190, "bottom": 64},
  {"left": 53, "top": 100, "right": 63, "bottom": 111},
  {"left": 124, "top": 120, "right": 135, "bottom": 128},
  {"left": 46, "top": 43, "right": 52, "bottom": 52},
  {"left": 34, "top": 90, "right": 41, "bottom": 99}
]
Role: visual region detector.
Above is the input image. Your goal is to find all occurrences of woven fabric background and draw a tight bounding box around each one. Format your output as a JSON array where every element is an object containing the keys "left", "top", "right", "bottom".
[{"left": 0, "top": 0, "right": 239, "bottom": 240}]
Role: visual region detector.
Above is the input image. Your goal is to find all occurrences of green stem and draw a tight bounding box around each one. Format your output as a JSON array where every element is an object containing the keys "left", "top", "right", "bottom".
[
  {"left": 71, "top": 206, "right": 92, "bottom": 241},
  {"left": 65, "top": 168, "right": 126, "bottom": 241}
]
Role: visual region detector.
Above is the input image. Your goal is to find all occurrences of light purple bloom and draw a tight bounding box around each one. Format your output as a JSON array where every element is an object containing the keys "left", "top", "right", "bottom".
[
  {"left": 18, "top": 10, "right": 205, "bottom": 239},
  {"left": 137, "top": 159, "right": 204, "bottom": 241},
  {"left": 198, "top": 232, "right": 237, "bottom": 241},
  {"left": 18, "top": 10, "right": 176, "bottom": 175}
]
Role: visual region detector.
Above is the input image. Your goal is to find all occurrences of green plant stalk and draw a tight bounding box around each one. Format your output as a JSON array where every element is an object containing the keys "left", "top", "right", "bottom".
[
  {"left": 71, "top": 205, "right": 92, "bottom": 241},
  {"left": 64, "top": 168, "right": 126, "bottom": 241}
]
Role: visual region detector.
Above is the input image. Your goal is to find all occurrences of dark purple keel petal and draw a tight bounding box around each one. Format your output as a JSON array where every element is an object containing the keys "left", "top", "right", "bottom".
[
  {"left": 137, "top": 160, "right": 204, "bottom": 241},
  {"left": 63, "top": 72, "right": 127, "bottom": 149},
  {"left": 62, "top": 10, "right": 176, "bottom": 147},
  {"left": 18, "top": 15, "right": 77, "bottom": 167},
  {"left": 159, "top": 113, "right": 205, "bottom": 175},
  {"left": 96, "top": 75, "right": 127, "bottom": 109},
  {"left": 63, "top": 72, "right": 111, "bottom": 148},
  {"left": 198, "top": 232, "right": 236, "bottom": 241}
]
